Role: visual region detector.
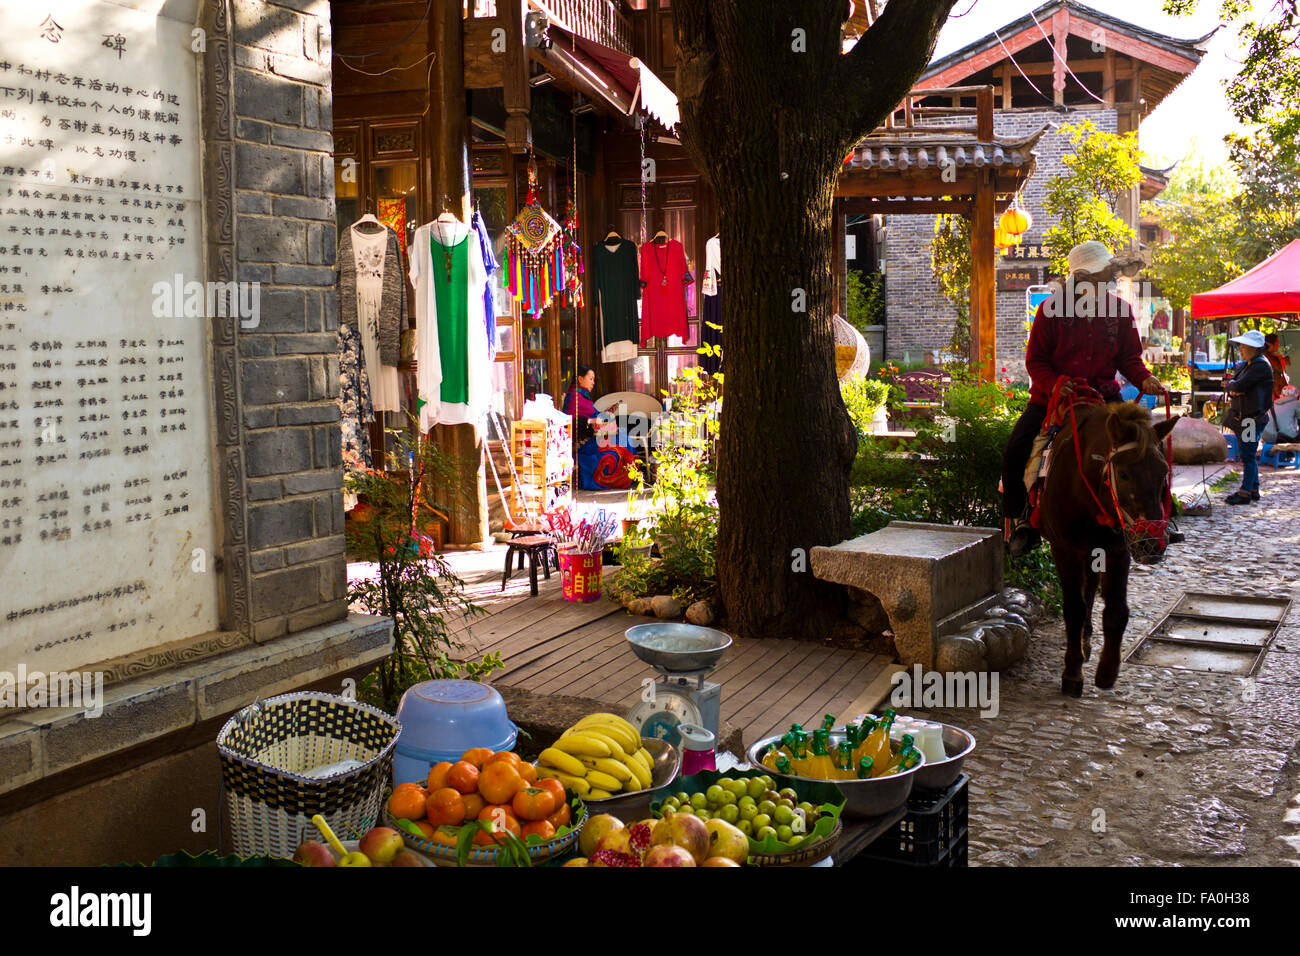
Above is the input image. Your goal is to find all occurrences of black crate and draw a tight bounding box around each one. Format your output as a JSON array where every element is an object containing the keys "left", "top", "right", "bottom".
[{"left": 862, "top": 773, "right": 969, "bottom": 867}]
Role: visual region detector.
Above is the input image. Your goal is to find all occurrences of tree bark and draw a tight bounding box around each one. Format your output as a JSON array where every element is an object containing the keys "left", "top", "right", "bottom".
[{"left": 674, "top": 0, "right": 956, "bottom": 639}]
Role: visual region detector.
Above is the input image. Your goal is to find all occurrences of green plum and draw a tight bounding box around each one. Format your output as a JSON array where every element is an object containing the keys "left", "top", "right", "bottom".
[
  {"left": 674, "top": 791, "right": 691, "bottom": 805},
  {"left": 798, "top": 801, "right": 815, "bottom": 816},
  {"left": 738, "top": 804, "right": 757, "bottom": 823},
  {"left": 776, "top": 825, "right": 794, "bottom": 843},
  {"left": 773, "top": 805, "right": 794, "bottom": 826},
  {"left": 757, "top": 800, "right": 777, "bottom": 817},
  {"left": 690, "top": 792, "right": 708, "bottom": 810},
  {"left": 718, "top": 790, "right": 737, "bottom": 806},
  {"left": 720, "top": 804, "right": 741, "bottom": 824},
  {"left": 695, "top": 809, "right": 711, "bottom": 821},
  {"left": 738, "top": 795, "right": 756, "bottom": 810},
  {"left": 737, "top": 819, "right": 753, "bottom": 836},
  {"left": 705, "top": 784, "right": 725, "bottom": 804},
  {"left": 755, "top": 825, "right": 777, "bottom": 842},
  {"left": 779, "top": 788, "right": 799, "bottom": 802},
  {"left": 777, "top": 798, "right": 795, "bottom": 811},
  {"left": 751, "top": 813, "right": 771, "bottom": 831},
  {"left": 746, "top": 779, "right": 766, "bottom": 799}
]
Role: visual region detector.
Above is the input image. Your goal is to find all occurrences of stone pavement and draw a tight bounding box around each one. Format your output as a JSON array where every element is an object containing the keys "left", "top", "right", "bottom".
[{"left": 913, "top": 462, "right": 1300, "bottom": 866}]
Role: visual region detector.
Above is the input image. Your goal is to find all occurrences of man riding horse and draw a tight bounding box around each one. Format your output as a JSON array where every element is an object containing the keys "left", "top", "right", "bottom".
[{"left": 1002, "top": 240, "right": 1170, "bottom": 556}]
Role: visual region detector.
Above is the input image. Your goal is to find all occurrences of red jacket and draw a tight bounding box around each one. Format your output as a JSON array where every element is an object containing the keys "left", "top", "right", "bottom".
[{"left": 1025, "top": 285, "right": 1151, "bottom": 407}]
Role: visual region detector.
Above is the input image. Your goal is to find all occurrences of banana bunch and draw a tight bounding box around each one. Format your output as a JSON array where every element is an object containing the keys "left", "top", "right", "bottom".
[{"left": 537, "top": 713, "right": 654, "bottom": 799}]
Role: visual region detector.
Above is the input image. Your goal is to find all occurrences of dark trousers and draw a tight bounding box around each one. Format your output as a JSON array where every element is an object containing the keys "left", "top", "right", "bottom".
[{"left": 1002, "top": 402, "right": 1048, "bottom": 525}]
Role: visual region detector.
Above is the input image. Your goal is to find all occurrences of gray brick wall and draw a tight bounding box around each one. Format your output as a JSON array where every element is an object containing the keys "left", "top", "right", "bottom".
[
  {"left": 230, "top": 0, "right": 344, "bottom": 638},
  {"left": 883, "top": 108, "right": 1119, "bottom": 381}
]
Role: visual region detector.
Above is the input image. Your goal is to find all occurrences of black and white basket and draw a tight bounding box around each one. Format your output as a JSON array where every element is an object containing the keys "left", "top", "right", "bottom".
[{"left": 217, "top": 692, "right": 400, "bottom": 859}]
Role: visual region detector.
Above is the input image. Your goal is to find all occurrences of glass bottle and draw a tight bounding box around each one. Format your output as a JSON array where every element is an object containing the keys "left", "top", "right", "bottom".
[
  {"left": 862, "top": 710, "right": 895, "bottom": 777},
  {"left": 856, "top": 755, "right": 875, "bottom": 779},
  {"left": 806, "top": 728, "right": 835, "bottom": 780}
]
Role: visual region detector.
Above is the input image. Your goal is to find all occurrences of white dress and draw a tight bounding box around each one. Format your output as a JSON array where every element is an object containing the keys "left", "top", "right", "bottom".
[
  {"left": 351, "top": 224, "right": 402, "bottom": 412},
  {"left": 410, "top": 218, "right": 491, "bottom": 435}
]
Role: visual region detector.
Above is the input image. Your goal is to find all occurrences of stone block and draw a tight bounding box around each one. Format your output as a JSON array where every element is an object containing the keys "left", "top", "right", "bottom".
[
  {"left": 196, "top": 614, "right": 393, "bottom": 718},
  {"left": 279, "top": 404, "right": 341, "bottom": 426},
  {"left": 273, "top": 196, "right": 334, "bottom": 221},
  {"left": 274, "top": 264, "right": 335, "bottom": 286},
  {"left": 0, "top": 717, "right": 43, "bottom": 795},
  {"left": 238, "top": 217, "right": 306, "bottom": 264},
  {"left": 313, "top": 491, "right": 342, "bottom": 535},
  {"left": 246, "top": 477, "right": 282, "bottom": 502},
  {"left": 241, "top": 357, "right": 309, "bottom": 405},
  {"left": 248, "top": 497, "right": 315, "bottom": 550},
  {"left": 284, "top": 534, "right": 345, "bottom": 565},
  {"left": 811, "top": 521, "right": 1003, "bottom": 670},
  {"left": 282, "top": 470, "right": 343, "bottom": 495},
  {"left": 238, "top": 335, "right": 275, "bottom": 358},
  {"left": 251, "top": 548, "right": 286, "bottom": 573},
  {"left": 238, "top": 263, "right": 273, "bottom": 284},
  {"left": 319, "top": 560, "right": 347, "bottom": 602},
  {"left": 254, "top": 616, "right": 288, "bottom": 641},
  {"left": 307, "top": 221, "right": 336, "bottom": 266},
  {"left": 243, "top": 406, "right": 276, "bottom": 429},
  {"left": 251, "top": 564, "right": 320, "bottom": 621},
  {"left": 288, "top": 600, "right": 348, "bottom": 634},
  {"left": 252, "top": 288, "right": 307, "bottom": 333},
  {"left": 41, "top": 675, "right": 197, "bottom": 776},
  {"left": 1172, "top": 416, "right": 1229, "bottom": 464},
  {"left": 275, "top": 333, "right": 339, "bottom": 355},
  {"left": 236, "top": 142, "right": 304, "bottom": 195},
  {"left": 236, "top": 191, "right": 272, "bottom": 214},
  {"left": 232, "top": 0, "right": 307, "bottom": 60},
  {"left": 247, "top": 428, "right": 312, "bottom": 477},
  {"left": 271, "top": 125, "right": 334, "bottom": 152}
]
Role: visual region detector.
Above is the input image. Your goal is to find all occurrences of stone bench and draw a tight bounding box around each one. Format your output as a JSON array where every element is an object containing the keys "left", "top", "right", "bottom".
[{"left": 811, "top": 521, "right": 1004, "bottom": 670}]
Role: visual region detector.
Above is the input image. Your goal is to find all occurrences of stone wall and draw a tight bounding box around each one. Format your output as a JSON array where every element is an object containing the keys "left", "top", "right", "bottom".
[
  {"left": 883, "top": 107, "right": 1118, "bottom": 379},
  {"left": 227, "top": 0, "right": 346, "bottom": 640}
]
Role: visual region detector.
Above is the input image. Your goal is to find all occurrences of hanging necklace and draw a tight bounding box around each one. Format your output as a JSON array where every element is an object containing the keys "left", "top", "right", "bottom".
[
  {"left": 436, "top": 221, "right": 456, "bottom": 280},
  {"left": 653, "top": 240, "right": 669, "bottom": 288}
]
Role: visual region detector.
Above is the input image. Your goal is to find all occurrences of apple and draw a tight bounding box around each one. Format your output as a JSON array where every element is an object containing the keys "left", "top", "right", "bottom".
[
  {"left": 579, "top": 813, "right": 625, "bottom": 857},
  {"left": 359, "top": 826, "right": 405, "bottom": 866},
  {"left": 651, "top": 812, "right": 710, "bottom": 864},
  {"left": 642, "top": 844, "right": 696, "bottom": 867},
  {"left": 390, "top": 850, "right": 424, "bottom": 867},
  {"left": 700, "top": 857, "right": 741, "bottom": 867},
  {"left": 704, "top": 819, "right": 749, "bottom": 865},
  {"left": 292, "top": 840, "right": 336, "bottom": 867}
]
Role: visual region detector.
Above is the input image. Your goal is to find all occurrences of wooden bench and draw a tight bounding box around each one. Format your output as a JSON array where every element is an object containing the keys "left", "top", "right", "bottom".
[{"left": 894, "top": 369, "right": 952, "bottom": 421}]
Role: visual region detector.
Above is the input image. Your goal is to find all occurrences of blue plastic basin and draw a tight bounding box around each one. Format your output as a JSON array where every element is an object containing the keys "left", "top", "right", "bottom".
[{"left": 392, "top": 680, "right": 518, "bottom": 784}]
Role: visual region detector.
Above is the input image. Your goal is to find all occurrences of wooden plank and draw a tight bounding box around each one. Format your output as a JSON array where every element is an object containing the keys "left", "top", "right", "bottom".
[
  {"left": 924, "top": 24, "right": 1044, "bottom": 89},
  {"left": 529, "top": 632, "right": 643, "bottom": 696},
  {"left": 716, "top": 641, "right": 815, "bottom": 717},
  {"left": 1053, "top": 9, "right": 1068, "bottom": 106},
  {"left": 839, "top": 663, "right": 908, "bottom": 726},
  {"left": 725, "top": 644, "right": 839, "bottom": 731},
  {"left": 502, "top": 616, "right": 633, "bottom": 688},
  {"left": 747, "top": 650, "right": 877, "bottom": 743},
  {"left": 969, "top": 167, "right": 997, "bottom": 381},
  {"left": 485, "top": 602, "right": 620, "bottom": 662},
  {"left": 821, "top": 656, "right": 892, "bottom": 720},
  {"left": 578, "top": 651, "right": 659, "bottom": 702}
]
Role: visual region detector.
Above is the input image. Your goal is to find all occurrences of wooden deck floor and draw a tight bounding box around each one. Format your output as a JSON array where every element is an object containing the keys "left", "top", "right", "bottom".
[{"left": 446, "top": 555, "right": 894, "bottom": 749}]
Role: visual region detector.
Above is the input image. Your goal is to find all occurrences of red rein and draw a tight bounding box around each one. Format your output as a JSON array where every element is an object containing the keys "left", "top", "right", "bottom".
[{"left": 1054, "top": 379, "right": 1174, "bottom": 548}]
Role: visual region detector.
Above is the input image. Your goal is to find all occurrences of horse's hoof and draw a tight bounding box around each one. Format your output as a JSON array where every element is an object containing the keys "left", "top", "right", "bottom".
[
  {"left": 1062, "top": 675, "right": 1084, "bottom": 697},
  {"left": 1095, "top": 668, "right": 1118, "bottom": 690}
]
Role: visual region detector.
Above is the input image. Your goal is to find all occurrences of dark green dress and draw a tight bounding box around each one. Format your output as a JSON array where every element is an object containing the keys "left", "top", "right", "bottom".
[
  {"left": 590, "top": 239, "right": 640, "bottom": 352},
  {"left": 431, "top": 233, "right": 469, "bottom": 404}
]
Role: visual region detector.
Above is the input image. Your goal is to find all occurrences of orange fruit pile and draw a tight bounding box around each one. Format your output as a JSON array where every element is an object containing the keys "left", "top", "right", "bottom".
[{"left": 385, "top": 748, "right": 572, "bottom": 848}]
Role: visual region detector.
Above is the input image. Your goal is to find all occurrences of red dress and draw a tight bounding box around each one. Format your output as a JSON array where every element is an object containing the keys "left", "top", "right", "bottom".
[{"left": 639, "top": 238, "right": 692, "bottom": 345}]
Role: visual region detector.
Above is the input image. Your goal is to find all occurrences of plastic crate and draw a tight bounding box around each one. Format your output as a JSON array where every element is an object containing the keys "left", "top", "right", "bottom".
[{"left": 863, "top": 773, "right": 969, "bottom": 867}]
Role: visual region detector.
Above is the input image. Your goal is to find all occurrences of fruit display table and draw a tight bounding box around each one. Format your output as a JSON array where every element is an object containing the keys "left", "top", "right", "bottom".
[{"left": 832, "top": 805, "right": 909, "bottom": 865}]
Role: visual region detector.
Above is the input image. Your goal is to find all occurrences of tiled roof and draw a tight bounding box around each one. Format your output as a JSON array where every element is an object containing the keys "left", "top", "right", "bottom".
[{"left": 847, "top": 127, "right": 1047, "bottom": 172}]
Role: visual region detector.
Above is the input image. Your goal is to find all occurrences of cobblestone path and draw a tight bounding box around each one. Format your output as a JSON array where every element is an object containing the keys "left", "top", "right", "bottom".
[{"left": 915, "top": 464, "right": 1300, "bottom": 866}]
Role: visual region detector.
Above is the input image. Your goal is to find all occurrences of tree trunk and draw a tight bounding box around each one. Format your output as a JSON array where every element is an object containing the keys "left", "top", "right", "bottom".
[{"left": 674, "top": 0, "right": 956, "bottom": 639}]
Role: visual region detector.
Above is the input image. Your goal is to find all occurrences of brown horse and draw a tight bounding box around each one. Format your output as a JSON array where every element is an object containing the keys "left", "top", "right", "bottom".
[{"left": 1039, "top": 402, "right": 1179, "bottom": 697}]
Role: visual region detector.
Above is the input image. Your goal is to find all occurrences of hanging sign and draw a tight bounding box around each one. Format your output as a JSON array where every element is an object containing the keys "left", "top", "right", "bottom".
[{"left": 998, "top": 267, "right": 1041, "bottom": 292}]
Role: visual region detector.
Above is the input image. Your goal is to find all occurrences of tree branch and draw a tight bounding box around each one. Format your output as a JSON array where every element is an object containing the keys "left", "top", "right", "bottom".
[
  {"left": 672, "top": 0, "right": 725, "bottom": 174},
  {"left": 835, "top": 0, "right": 958, "bottom": 143}
]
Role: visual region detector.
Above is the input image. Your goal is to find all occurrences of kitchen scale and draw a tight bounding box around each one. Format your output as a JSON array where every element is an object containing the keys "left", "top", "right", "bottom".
[{"left": 623, "top": 623, "right": 731, "bottom": 747}]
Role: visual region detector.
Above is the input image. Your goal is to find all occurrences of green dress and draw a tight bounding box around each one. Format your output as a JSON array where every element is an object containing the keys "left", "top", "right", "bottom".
[{"left": 431, "top": 234, "right": 470, "bottom": 404}]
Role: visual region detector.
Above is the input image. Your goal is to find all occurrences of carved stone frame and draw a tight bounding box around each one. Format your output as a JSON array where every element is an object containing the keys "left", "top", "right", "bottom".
[{"left": 200, "top": 0, "right": 252, "bottom": 638}]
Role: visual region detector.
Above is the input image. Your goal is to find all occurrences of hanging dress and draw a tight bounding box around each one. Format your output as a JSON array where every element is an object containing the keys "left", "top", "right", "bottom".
[
  {"left": 410, "top": 218, "right": 491, "bottom": 434},
  {"left": 639, "top": 238, "right": 692, "bottom": 345},
  {"left": 591, "top": 238, "right": 640, "bottom": 363},
  {"left": 337, "top": 322, "right": 374, "bottom": 509},
  {"left": 700, "top": 234, "right": 722, "bottom": 375},
  {"left": 343, "top": 222, "right": 403, "bottom": 412}
]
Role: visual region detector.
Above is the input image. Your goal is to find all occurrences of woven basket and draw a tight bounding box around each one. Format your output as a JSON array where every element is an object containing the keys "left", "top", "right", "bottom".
[{"left": 217, "top": 692, "right": 400, "bottom": 859}]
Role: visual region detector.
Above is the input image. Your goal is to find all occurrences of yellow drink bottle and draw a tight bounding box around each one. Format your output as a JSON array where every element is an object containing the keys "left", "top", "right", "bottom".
[
  {"left": 806, "top": 728, "right": 835, "bottom": 780},
  {"left": 863, "top": 709, "right": 895, "bottom": 777}
]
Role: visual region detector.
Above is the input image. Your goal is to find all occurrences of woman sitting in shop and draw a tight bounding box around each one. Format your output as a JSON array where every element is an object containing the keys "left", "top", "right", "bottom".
[{"left": 563, "top": 366, "right": 638, "bottom": 491}]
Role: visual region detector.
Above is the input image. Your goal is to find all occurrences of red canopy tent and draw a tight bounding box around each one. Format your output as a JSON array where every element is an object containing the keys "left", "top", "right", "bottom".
[{"left": 1190, "top": 239, "right": 1300, "bottom": 321}]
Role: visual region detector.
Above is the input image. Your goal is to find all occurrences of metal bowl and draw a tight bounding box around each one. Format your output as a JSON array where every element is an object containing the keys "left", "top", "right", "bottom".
[
  {"left": 581, "top": 737, "right": 681, "bottom": 818},
  {"left": 910, "top": 723, "right": 976, "bottom": 791},
  {"left": 625, "top": 623, "right": 732, "bottom": 672},
  {"left": 746, "top": 733, "right": 925, "bottom": 818}
]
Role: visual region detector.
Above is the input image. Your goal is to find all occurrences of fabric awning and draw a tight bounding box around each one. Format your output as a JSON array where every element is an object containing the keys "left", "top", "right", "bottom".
[
  {"left": 548, "top": 28, "right": 679, "bottom": 129},
  {"left": 1190, "top": 239, "right": 1300, "bottom": 321}
]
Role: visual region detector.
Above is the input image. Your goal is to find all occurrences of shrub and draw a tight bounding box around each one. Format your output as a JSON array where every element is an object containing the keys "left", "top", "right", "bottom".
[
  {"left": 841, "top": 376, "right": 893, "bottom": 436},
  {"left": 345, "top": 421, "right": 502, "bottom": 713}
]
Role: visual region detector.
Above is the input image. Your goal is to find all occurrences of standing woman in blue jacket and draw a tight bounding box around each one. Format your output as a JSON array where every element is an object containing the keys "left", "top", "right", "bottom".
[{"left": 1223, "top": 329, "right": 1275, "bottom": 505}]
